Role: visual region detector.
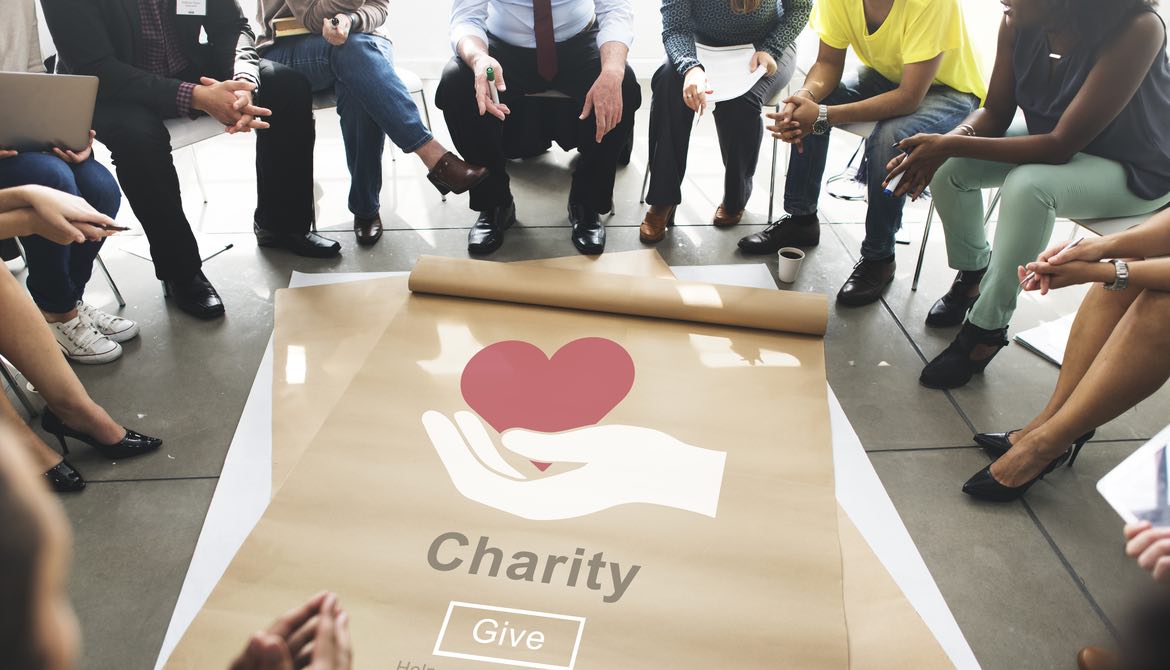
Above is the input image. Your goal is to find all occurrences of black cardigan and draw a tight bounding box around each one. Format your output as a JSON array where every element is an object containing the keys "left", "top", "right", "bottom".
[{"left": 40, "top": 0, "right": 261, "bottom": 118}]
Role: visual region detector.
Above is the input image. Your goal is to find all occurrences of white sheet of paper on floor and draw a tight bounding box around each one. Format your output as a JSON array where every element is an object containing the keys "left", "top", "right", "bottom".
[
  {"left": 1097, "top": 422, "right": 1170, "bottom": 525},
  {"left": 154, "top": 267, "right": 979, "bottom": 670},
  {"left": 1013, "top": 312, "right": 1077, "bottom": 367},
  {"left": 696, "top": 43, "right": 766, "bottom": 104}
]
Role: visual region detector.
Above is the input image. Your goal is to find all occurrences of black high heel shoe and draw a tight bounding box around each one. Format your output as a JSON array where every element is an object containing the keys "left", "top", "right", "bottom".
[
  {"left": 920, "top": 320, "right": 1009, "bottom": 389},
  {"left": 41, "top": 409, "right": 162, "bottom": 460},
  {"left": 44, "top": 460, "right": 85, "bottom": 493},
  {"left": 962, "top": 432, "right": 1094, "bottom": 502},
  {"left": 974, "top": 429, "right": 1096, "bottom": 458}
]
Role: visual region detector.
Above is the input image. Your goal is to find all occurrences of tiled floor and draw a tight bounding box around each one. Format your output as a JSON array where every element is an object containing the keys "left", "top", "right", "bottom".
[{"left": 6, "top": 81, "right": 1168, "bottom": 670}]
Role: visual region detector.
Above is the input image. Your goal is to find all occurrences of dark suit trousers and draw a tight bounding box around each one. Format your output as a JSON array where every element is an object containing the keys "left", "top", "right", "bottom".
[
  {"left": 92, "top": 59, "right": 314, "bottom": 280},
  {"left": 435, "top": 27, "right": 639, "bottom": 214}
]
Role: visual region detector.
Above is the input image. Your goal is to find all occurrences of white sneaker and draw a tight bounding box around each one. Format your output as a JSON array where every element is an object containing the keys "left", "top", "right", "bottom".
[
  {"left": 49, "top": 316, "right": 122, "bottom": 364},
  {"left": 76, "top": 302, "right": 139, "bottom": 343}
]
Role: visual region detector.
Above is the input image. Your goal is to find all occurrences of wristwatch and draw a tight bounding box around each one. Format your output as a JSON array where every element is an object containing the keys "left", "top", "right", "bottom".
[
  {"left": 811, "top": 104, "right": 831, "bottom": 135},
  {"left": 1104, "top": 259, "right": 1129, "bottom": 291}
]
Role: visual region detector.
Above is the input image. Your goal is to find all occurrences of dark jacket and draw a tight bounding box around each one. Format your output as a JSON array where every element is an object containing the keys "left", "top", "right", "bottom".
[{"left": 40, "top": 0, "right": 261, "bottom": 118}]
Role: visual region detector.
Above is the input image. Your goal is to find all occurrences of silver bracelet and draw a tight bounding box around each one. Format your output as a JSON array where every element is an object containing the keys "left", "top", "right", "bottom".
[
  {"left": 793, "top": 88, "right": 815, "bottom": 99},
  {"left": 955, "top": 124, "right": 976, "bottom": 137}
]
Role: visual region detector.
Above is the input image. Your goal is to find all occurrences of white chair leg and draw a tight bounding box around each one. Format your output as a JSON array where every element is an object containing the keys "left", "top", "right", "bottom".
[
  {"left": 95, "top": 254, "right": 125, "bottom": 308},
  {"left": 639, "top": 166, "right": 650, "bottom": 205},
  {"left": 911, "top": 202, "right": 935, "bottom": 292},
  {"left": 1, "top": 359, "right": 37, "bottom": 417}
]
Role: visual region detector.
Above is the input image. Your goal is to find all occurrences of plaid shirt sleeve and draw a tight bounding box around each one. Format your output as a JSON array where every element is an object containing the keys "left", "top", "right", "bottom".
[{"left": 176, "top": 81, "right": 197, "bottom": 117}]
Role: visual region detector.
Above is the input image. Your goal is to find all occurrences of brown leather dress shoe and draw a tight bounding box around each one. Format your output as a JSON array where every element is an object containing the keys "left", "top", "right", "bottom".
[
  {"left": 640, "top": 205, "right": 675, "bottom": 243},
  {"left": 713, "top": 204, "right": 744, "bottom": 227},
  {"left": 354, "top": 214, "right": 383, "bottom": 246},
  {"left": 427, "top": 152, "right": 488, "bottom": 195},
  {"left": 1077, "top": 647, "right": 1117, "bottom": 670},
  {"left": 837, "top": 257, "right": 896, "bottom": 307}
]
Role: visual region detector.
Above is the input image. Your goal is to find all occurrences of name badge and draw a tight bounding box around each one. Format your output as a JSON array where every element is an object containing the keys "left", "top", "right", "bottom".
[{"left": 176, "top": 0, "right": 206, "bottom": 16}]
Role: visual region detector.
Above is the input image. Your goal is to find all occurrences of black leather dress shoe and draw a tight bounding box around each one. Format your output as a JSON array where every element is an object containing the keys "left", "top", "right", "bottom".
[
  {"left": 354, "top": 214, "right": 383, "bottom": 247},
  {"left": 468, "top": 200, "right": 516, "bottom": 255},
  {"left": 163, "top": 270, "right": 225, "bottom": 319},
  {"left": 837, "top": 257, "right": 896, "bottom": 306},
  {"left": 569, "top": 202, "right": 605, "bottom": 255},
  {"left": 44, "top": 459, "right": 85, "bottom": 493},
  {"left": 255, "top": 225, "right": 341, "bottom": 258},
  {"left": 926, "top": 268, "right": 986, "bottom": 328},
  {"left": 737, "top": 213, "right": 819, "bottom": 255}
]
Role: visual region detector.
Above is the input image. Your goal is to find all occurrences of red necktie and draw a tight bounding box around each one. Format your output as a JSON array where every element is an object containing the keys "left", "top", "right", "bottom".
[{"left": 533, "top": 0, "right": 558, "bottom": 81}]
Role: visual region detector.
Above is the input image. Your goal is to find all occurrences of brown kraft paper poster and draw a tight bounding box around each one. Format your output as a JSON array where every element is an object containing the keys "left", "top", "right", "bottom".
[
  {"left": 267, "top": 253, "right": 953, "bottom": 668},
  {"left": 172, "top": 271, "right": 848, "bottom": 669}
]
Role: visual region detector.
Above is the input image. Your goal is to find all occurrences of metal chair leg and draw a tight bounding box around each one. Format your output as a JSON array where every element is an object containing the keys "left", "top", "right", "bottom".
[
  {"left": 767, "top": 104, "right": 780, "bottom": 224},
  {"left": 1, "top": 360, "right": 37, "bottom": 417},
  {"left": 982, "top": 190, "right": 1002, "bottom": 226},
  {"left": 95, "top": 254, "right": 126, "bottom": 308},
  {"left": 911, "top": 202, "right": 935, "bottom": 292}
]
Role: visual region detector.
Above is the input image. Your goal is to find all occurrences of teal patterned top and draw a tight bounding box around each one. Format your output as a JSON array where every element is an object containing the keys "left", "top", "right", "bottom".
[{"left": 662, "top": 0, "right": 812, "bottom": 75}]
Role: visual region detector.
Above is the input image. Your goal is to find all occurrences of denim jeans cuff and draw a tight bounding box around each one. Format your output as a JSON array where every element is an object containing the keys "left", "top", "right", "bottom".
[{"left": 400, "top": 131, "right": 434, "bottom": 155}]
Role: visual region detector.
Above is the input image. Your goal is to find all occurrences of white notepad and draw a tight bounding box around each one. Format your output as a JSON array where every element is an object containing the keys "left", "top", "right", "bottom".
[
  {"left": 697, "top": 43, "right": 767, "bottom": 104},
  {"left": 1098, "top": 423, "right": 1170, "bottom": 525}
]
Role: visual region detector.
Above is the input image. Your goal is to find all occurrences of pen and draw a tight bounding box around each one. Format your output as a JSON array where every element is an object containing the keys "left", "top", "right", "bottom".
[
  {"left": 1020, "top": 237, "right": 1084, "bottom": 287},
  {"left": 486, "top": 67, "right": 500, "bottom": 106},
  {"left": 883, "top": 142, "right": 909, "bottom": 196}
]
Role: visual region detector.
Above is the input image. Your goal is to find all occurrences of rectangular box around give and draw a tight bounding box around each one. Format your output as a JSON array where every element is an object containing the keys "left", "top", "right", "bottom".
[{"left": 433, "top": 601, "right": 587, "bottom": 670}]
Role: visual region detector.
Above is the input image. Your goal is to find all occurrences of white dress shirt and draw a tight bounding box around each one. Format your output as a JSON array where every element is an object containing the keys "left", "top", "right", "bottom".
[{"left": 450, "top": 0, "right": 634, "bottom": 54}]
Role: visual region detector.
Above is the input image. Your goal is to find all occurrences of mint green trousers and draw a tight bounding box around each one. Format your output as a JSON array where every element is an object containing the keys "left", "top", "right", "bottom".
[{"left": 931, "top": 143, "right": 1170, "bottom": 330}]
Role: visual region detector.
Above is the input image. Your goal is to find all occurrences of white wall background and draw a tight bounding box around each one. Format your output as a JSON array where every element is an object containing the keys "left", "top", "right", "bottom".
[{"left": 35, "top": 0, "right": 1170, "bottom": 80}]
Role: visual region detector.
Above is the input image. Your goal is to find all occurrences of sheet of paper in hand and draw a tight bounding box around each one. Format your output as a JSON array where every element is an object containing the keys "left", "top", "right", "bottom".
[{"left": 698, "top": 43, "right": 768, "bottom": 104}]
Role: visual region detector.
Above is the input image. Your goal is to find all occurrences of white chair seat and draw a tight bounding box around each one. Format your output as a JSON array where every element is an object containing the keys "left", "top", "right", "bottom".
[
  {"left": 164, "top": 115, "right": 223, "bottom": 151},
  {"left": 396, "top": 67, "right": 423, "bottom": 95},
  {"left": 1073, "top": 212, "right": 1160, "bottom": 238},
  {"left": 837, "top": 121, "right": 876, "bottom": 138}
]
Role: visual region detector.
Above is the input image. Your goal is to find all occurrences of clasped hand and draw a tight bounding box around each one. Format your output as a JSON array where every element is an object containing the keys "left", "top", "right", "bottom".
[
  {"left": 194, "top": 77, "right": 272, "bottom": 134},
  {"left": 1018, "top": 236, "right": 1116, "bottom": 294},
  {"left": 767, "top": 96, "right": 818, "bottom": 154}
]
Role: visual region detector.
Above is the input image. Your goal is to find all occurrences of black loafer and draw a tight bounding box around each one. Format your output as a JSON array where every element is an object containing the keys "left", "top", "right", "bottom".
[
  {"left": 255, "top": 225, "right": 341, "bottom": 258},
  {"left": 468, "top": 200, "right": 516, "bottom": 255},
  {"left": 163, "top": 270, "right": 225, "bottom": 319},
  {"left": 354, "top": 214, "right": 383, "bottom": 247},
  {"left": 926, "top": 268, "right": 986, "bottom": 328},
  {"left": 737, "top": 213, "right": 819, "bottom": 255},
  {"left": 837, "top": 257, "right": 896, "bottom": 306},
  {"left": 569, "top": 202, "right": 605, "bottom": 255},
  {"left": 920, "top": 320, "right": 1008, "bottom": 389}
]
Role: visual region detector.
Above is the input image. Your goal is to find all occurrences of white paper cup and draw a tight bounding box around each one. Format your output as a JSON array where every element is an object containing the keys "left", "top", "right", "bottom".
[{"left": 776, "top": 247, "right": 805, "bottom": 284}]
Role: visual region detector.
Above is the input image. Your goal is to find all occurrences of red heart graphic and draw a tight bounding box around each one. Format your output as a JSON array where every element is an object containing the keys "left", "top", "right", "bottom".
[{"left": 461, "top": 338, "right": 635, "bottom": 471}]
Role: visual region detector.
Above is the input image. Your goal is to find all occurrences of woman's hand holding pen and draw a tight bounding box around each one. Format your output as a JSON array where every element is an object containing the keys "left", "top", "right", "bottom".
[
  {"left": 682, "top": 66, "right": 711, "bottom": 116},
  {"left": 883, "top": 134, "right": 951, "bottom": 200},
  {"left": 1019, "top": 237, "right": 1117, "bottom": 294},
  {"left": 15, "top": 185, "right": 126, "bottom": 244}
]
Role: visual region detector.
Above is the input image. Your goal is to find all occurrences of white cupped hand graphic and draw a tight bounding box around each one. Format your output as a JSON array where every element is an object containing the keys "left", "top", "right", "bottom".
[{"left": 421, "top": 411, "right": 727, "bottom": 521}]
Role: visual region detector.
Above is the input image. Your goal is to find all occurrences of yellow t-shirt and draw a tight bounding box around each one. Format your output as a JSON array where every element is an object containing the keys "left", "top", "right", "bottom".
[{"left": 810, "top": 0, "right": 988, "bottom": 102}]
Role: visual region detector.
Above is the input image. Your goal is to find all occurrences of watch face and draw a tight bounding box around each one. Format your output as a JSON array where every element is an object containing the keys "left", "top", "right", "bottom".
[{"left": 812, "top": 119, "right": 830, "bottom": 135}]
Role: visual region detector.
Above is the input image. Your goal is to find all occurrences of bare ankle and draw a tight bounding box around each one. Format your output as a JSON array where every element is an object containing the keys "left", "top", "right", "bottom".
[{"left": 416, "top": 140, "right": 448, "bottom": 171}]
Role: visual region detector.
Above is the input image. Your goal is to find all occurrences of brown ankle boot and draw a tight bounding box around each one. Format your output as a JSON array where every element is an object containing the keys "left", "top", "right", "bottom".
[
  {"left": 1077, "top": 647, "right": 1117, "bottom": 670},
  {"left": 713, "top": 204, "right": 744, "bottom": 227},
  {"left": 640, "top": 205, "right": 676, "bottom": 243}
]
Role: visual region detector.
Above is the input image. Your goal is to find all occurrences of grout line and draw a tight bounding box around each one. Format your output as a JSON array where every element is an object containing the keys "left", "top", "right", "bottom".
[
  {"left": 1019, "top": 498, "right": 1120, "bottom": 640},
  {"left": 82, "top": 475, "right": 220, "bottom": 485},
  {"left": 824, "top": 223, "right": 978, "bottom": 435},
  {"left": 867, "top": 444, "right": 983, "bottom": 454}
]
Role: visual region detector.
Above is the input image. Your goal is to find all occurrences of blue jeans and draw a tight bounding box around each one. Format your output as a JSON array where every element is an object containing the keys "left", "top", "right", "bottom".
[
  {"left": 264, "top": 33, "right": 434, "bottom": 218},
  {"left": 784, "top": 67, "right": 979, "bottom": 260},
  {"left": 0, "top": 154, "right": 120, "bottom": 313}
]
